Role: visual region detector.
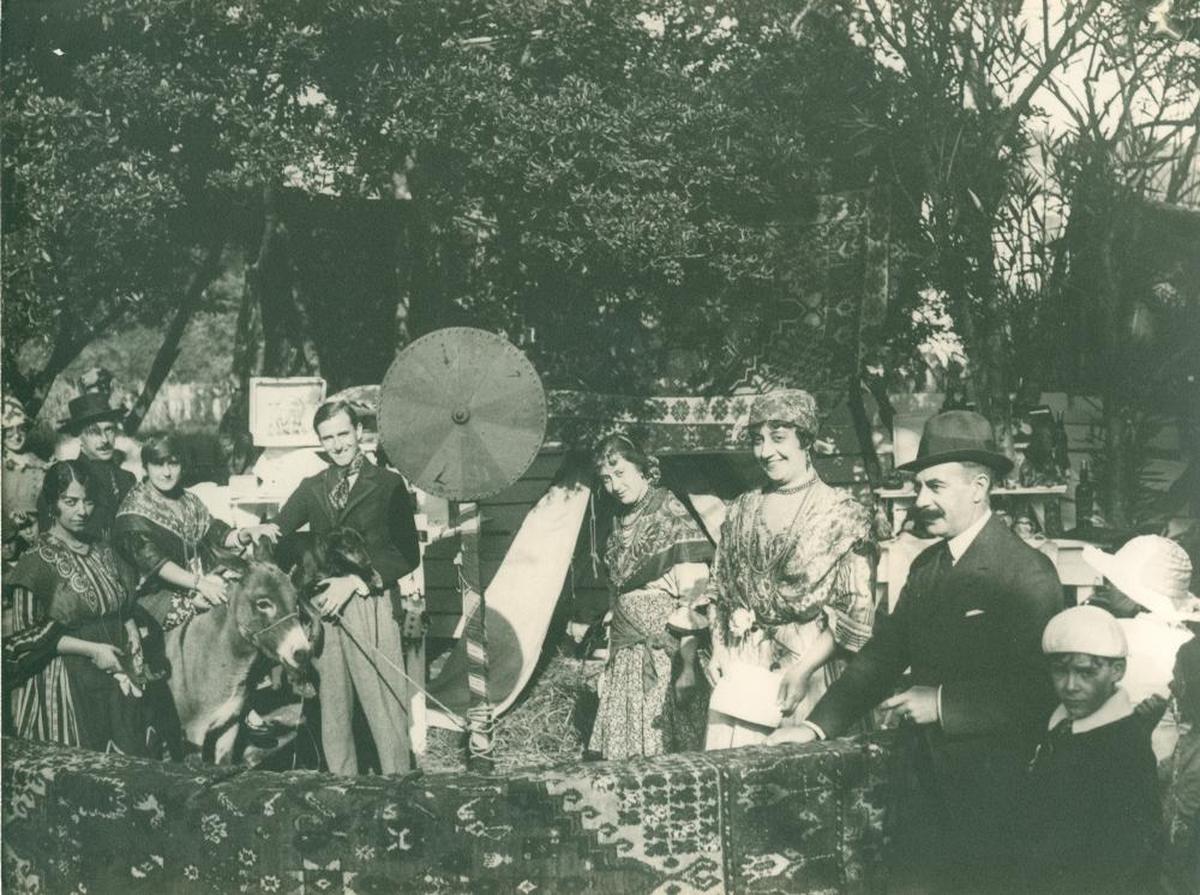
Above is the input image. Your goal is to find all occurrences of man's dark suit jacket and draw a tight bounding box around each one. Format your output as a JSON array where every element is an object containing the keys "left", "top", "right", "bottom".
[
  {"left": 807, "top": 514, "right": 1064, "bottom": 883},
  {"left": 275, "top": 459, "right": 421, "bottom": 618},
  {"left": 809, "top": 513, "right": 1062, "bottom": 741}
]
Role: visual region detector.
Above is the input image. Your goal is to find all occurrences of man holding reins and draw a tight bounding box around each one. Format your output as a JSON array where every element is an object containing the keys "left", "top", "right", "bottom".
[{"left": 263, "top": 400, "right": 421, "bottom": 775}]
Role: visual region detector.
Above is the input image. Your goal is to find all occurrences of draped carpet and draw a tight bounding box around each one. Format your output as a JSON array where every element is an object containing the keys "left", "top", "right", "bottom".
[{"left": 3, "top": 734, "right": 891, "bottom": 894}]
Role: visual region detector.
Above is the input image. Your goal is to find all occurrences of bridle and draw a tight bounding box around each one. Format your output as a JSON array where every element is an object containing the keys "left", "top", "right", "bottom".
[{"left": 237, "top": 611, "right": 302, "bottom": 651}]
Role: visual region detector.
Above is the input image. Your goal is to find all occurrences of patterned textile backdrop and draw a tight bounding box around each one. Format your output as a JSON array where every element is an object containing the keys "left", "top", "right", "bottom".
[{"left": 3, "top": 734, "right": 893, "bottom": 895}]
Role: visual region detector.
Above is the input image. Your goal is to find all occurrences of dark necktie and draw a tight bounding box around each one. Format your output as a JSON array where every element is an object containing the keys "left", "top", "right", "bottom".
[
  {"left": 929, "top": 540, "right": 954, "bottom": 579},
  {"left": 329, "top": 454, "right": 364, "bottom": 512}
]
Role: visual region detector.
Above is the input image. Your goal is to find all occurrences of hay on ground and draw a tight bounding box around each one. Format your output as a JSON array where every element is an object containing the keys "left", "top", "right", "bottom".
[{"left": 422, "top": 653, "right": 603, "bottom": 773}]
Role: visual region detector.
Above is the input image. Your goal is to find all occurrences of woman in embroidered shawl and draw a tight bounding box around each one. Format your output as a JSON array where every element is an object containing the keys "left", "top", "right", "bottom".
[
  {"left": 589, "top": 435, "right": 714, "bottom": 759},
  {"left": 705, "top": 389, "right": 876, "bottom": 750},
  {"left": 3, "top": 461, "right": 154, "bottom": 753},
  {"left": 113, "top": 434, "right": 269, "bottom": 632}
]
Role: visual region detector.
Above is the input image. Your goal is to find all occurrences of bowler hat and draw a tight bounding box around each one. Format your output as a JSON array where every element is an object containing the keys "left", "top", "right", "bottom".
[
  {"left": 898, "top": 410, "right": 1014, "bottom": 475},
  {"left": 58, "top": 393, "right": 124, "bottom": 434}
]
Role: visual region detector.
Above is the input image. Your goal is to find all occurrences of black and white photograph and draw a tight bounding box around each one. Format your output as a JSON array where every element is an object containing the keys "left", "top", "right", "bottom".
[{"left": 2, "top": 1, "right": 1199, "bottom": 892}]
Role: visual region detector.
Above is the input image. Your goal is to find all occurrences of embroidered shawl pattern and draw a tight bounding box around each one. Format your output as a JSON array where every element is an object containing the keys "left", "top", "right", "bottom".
[
  {"left": 709, "top": 479, "right": 871, "bottom": 634},
  {"left": 10, "top": 534, "right": 129, "bottom": 621},
  {"left": 604, "top": 488, "right": 713, "bottom": 596},
  {"left": 116, "top": 482, "right": 211, "bottom": 547}
]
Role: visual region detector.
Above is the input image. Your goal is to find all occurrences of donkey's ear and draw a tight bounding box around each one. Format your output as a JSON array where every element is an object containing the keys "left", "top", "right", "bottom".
[
  {"left": 211, "top": 545, "right": 250, "bottom": 578},
  {"left": 250, "top": 536, "right": 276, "bottom": 564}
]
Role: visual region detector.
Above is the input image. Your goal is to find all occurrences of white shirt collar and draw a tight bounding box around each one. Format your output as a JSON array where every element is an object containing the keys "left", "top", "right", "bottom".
[
  {"left": 946, "top": 509, "right": 992, "bottom": 564},
  {"left": 1046, "top": 687, "right": 1134, "bottom": 734}
]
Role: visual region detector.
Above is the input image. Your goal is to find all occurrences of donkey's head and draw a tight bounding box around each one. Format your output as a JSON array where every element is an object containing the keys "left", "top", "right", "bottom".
[{"left": 215, "top": 543, "right": 312, "bottom": 671}]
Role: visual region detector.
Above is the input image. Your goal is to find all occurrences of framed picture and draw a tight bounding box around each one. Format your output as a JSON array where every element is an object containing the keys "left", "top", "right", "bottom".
[{"left": 248, "top": 377, "right": 327, "bottom": 447}]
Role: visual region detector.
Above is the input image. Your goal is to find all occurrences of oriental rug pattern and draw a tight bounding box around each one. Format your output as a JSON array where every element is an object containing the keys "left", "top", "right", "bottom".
[{"left": 3, "top": 735, "right": 890, "bottom": 894}]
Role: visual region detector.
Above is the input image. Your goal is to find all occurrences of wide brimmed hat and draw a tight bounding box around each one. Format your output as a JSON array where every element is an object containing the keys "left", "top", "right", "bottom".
[
  {"left": 746, "top": 389, "right": 819, "bottom": 438},
  {"left": 1083, "top": 535, "right": 1197, "bottom": 620},
  {"left": 898, "top": 410, "right": 1014, "bottom": 475},
  {"left": 2, "top": 395, "right": 28, "bottom": 430},
  {"left": 58, "top": 393, "right": 124, "bottom": 433}
]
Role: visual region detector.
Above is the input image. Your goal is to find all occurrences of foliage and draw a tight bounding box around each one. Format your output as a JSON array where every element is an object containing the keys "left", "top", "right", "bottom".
[{"left": 4, "top": 0, "right": 898, "bottom": 408}]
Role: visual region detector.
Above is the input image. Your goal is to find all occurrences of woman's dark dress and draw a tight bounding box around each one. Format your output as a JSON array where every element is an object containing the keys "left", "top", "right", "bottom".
[{"left": 3, "top": 533, "right": 153, "bottom": 755}]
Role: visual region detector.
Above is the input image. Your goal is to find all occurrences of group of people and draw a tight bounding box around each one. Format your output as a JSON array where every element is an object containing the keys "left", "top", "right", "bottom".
[
  {"left": 3, "top": 376, "right": 1199, "bottom": 891},
  {"left": 2, "top": 380, "right": 422, "bottom": 777},
  {"left": 587, "top": 390, "right": 1199, "bottom": 894}
]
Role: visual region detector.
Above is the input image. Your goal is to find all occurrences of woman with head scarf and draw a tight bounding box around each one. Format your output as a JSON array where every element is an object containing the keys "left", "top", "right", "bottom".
[
  {"left": 588, "top": 434, "right": 714, "bottom": 759},
  {"left": 705, "top": 389, "right": 877, "bottom": 749}
]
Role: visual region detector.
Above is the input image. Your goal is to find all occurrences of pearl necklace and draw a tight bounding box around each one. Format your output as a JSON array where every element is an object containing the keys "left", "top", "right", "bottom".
[
  {"left": 617, "top": 487, "right": 654, "bottom": 527},
  {"left": 766, "top": 473, "right": 817, "bottom": 496}
]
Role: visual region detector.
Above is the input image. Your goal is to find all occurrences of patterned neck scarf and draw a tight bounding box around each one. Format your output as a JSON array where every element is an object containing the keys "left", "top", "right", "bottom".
[{"left": 329, "top": 452, "right": 365, "bottom": 512}]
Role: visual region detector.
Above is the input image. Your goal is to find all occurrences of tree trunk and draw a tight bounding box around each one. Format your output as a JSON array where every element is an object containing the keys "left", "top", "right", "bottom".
[{"left": 125, "top": 239, "right": 226, "bottom": 434}]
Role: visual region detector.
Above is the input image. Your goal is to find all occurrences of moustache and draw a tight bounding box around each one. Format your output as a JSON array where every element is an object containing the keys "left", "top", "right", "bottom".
[{"left": 908, "top": 507, "right": 944, "bottom": 523}]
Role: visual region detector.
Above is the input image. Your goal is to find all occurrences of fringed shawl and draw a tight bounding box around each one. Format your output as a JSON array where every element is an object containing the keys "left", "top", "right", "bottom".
[
  {"left": 710, "top": 479, "right": 872, "bottom": 634},
  {"left": 604, "top": 488, "right": 713, "bottom": 596}
]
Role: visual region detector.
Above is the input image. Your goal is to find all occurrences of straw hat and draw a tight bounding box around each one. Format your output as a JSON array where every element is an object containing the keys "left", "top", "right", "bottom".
[{"left": 1083, "top": 535, "right": 1197, "bottom": 620}]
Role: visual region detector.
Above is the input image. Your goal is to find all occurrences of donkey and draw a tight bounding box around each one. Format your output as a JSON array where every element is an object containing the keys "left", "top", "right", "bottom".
[{"left": 164, "top": 543, "right": 312, "bottom": 763}]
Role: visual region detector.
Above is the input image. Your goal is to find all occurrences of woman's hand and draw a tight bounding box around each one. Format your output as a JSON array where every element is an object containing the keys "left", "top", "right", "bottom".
[
  {"left": 88, "top": 642, "right": 125, "bottom": 674},
  {"left": 777, "top": 665, "right": 813, "bottom": 716},
  {"left": 193, "top": 573, "right": 228, "bottom": 608}
]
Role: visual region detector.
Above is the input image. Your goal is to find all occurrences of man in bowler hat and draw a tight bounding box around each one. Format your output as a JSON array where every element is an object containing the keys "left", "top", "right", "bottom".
[
  {"left": 41, "top": 393, "right": 136, "bottom": 539},
  {"left": 768, "top": 410, "right": 1064, "bottom": 892}
]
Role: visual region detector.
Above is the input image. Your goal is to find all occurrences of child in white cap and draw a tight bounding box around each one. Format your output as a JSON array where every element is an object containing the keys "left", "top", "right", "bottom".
[
  {"left": 1084, "top": 535, "right": 1198, "bottom": 763},
  {"left": 1024, "top": 605, "right": 1161, "bottom": 895}
]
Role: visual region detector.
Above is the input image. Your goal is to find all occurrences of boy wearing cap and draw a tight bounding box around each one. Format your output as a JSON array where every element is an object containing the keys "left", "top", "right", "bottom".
[{"left": 1026, "top": 605, "right": 1161, "bottom": 895}]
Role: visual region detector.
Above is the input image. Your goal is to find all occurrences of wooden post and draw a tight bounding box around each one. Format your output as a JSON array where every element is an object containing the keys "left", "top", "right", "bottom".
[{"left": 456, "top": 500, "right": 493, "bottom": 769}]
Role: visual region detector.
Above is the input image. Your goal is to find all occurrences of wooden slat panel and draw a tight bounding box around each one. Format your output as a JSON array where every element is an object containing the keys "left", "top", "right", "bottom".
[
  {"left": 521, "top": 451, "right": 568, "bottom": 480},
  {"left": 470, "top": 504, "right": 530, "bottom": 535},
  {"left": 480, "top": 478, "right": 555, "bottom": 505}
]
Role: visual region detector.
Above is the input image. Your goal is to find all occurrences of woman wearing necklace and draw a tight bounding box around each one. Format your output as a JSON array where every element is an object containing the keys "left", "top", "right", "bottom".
[
  {"left": 705, "top": 389, "right": 876, "bottom": 749},
  {"left": 588, "top": 435, "right": 714, "bottom": 759},
  {"left": 113, "top": 434, "right": 273, "bottom": 632},
  {"left": 3, "top": 460, "right": 155, "bottom": 753}
]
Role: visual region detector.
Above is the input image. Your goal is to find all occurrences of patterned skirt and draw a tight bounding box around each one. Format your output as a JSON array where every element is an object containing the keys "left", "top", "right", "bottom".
[{"left": 588, "top": 587, "right": 705, "bottom": 760}]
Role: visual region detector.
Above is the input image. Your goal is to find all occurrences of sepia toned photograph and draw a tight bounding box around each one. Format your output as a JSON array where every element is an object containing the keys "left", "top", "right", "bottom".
[{"left": 2, "top": 1, "right": 1198, "bottom": 892}]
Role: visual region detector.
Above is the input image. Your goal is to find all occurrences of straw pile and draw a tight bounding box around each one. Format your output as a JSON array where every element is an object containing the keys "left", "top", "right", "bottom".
[{"left": 423, "top": 653, "right": 603, "bottom": 773}]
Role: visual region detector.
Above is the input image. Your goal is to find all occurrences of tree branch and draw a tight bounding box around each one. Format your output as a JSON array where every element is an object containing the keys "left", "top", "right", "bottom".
[
  {"left": 124, "top": 238, "right": 227, "bottom": 434},
  {"left": 992, "top": 0, "right": 1104, "bottom": 153}
]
